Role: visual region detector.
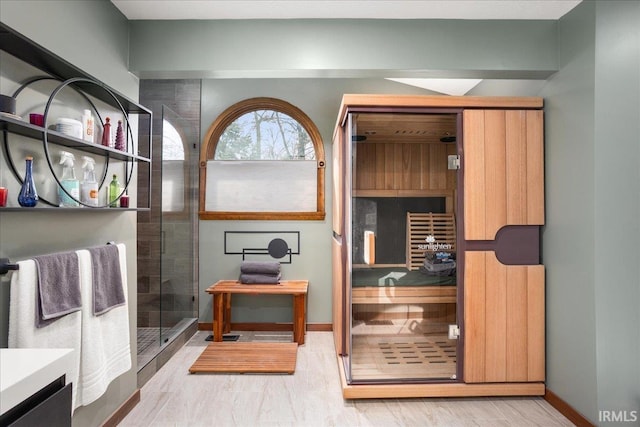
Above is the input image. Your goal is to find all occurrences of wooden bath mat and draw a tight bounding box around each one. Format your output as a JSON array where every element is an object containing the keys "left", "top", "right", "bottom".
[{"left": 189, "top": 342, "right": 298, "bottom": 374}]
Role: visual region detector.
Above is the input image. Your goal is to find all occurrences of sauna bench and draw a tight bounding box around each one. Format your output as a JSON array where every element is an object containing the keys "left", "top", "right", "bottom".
[{"left": 205, "top": 280, "right": 309, "bottom": 345}]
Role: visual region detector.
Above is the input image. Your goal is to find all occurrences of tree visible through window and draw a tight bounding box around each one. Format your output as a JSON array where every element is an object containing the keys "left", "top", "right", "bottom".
[
  {"left": 200, "top": 98, "right": 325, "bottom": 220},
  {"left": 215, "top": 110, "right": 316, "bottom": 161}
]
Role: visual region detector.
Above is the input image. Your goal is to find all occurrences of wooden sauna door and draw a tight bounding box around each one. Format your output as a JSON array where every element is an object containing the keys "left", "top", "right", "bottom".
[{"left": 462, "top": 109, "right": 545, "bottom": 383}]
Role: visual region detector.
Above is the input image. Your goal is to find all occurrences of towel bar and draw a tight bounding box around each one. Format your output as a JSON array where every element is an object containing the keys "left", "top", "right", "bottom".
[
  {"left": 0, "top": 258, "right": 19, "bottom": 275},
  {"left": 0, "top": 242, "right": 115, "bottom": 276}
]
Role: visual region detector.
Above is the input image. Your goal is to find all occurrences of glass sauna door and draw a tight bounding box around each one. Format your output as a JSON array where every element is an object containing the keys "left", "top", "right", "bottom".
[{"left": 347, "top": 111, "right": 460, "bottom": 382}]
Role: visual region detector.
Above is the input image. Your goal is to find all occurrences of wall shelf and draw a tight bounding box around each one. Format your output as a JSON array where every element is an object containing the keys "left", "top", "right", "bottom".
[
  {"left": 0, "top": 22, "right": 152, "bottom": 210},
  {"left": 0, "top": 23, "right": 151, "bottom": 115},
  {"left": 0, "top": 115, "right": 151, "bottom": 163}
]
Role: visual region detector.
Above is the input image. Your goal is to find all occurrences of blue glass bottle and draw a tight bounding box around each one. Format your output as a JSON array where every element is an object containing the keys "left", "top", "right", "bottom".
[{"left": 18, "top": 156, "right": 38, "bottom": 207}]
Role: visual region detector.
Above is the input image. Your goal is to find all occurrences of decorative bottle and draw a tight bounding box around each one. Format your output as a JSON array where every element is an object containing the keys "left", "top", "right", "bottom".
[
  {"left": 115, "top": 119, "right": 125, "bottom": 151},
  {"left": 108, "top": 174, "right": 120, "bottom": 207},
  {"left": 101, "top": 117, "right": 112, "bottom": 147},
  {"left": 82, "top": 109, "right": 94, "bottom": 143},
  {"left": 18, "top": 156, "right": 38, "bottom": 207}
]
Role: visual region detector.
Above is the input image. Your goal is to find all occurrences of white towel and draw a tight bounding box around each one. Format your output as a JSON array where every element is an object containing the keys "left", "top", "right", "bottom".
[
  {"left": 8, "top": 259, "right": 82, "bottom": 412},
  {"left": 76, "top": 244, "right": 131, "bottom": 407}
]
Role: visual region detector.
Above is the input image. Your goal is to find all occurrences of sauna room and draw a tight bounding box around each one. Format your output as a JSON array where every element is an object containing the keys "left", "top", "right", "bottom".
[{"left": 332, "top": 94, "right": 546, "bottom": 398}]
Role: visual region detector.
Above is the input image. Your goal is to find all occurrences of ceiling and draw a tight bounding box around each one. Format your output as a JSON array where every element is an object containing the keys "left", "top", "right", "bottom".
[
  {"left": 111, "top": 0, "right": 581, "bottom": 21},
  {"left": 111, "top": 0, "right": 582, "bottom": 95}
]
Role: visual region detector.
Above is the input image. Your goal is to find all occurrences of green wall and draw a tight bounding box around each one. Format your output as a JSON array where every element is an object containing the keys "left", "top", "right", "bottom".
[
  {"left": 592, "top": 1, "right": 640, "bottom": 423},
  {"left": 540, "top": 1, "right": 599, "bottom": 419},
  {"left": 129, "top": 19, "right": 558, "bottom": 79},
  {"left": 542, "top": 1, "right": 640, "bottom": 424}
]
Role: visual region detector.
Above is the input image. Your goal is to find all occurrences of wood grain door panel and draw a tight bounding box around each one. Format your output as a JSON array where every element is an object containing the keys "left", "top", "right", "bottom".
[
  {"left": 464, "top": 110, "right": 544, "bottom": 240},
  {"left": 332, "top": 237, "right": 345, "bottom": 355},
  {"left": 464, "top": 251, "right": 545, "bottom": 383}
]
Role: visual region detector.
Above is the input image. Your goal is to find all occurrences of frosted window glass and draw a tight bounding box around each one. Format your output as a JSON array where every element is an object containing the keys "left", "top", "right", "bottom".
[
  {"left": 162, "top": 161, "right": 184, "bottom": 212},
  {"left": 206, "top": 160, "right": 317, "bottom": 212}
]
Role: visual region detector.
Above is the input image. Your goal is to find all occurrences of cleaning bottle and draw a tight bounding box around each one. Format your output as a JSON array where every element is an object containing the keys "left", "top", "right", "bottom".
[
  {"left": 108, "top": 174, "right": 121, "bottom": 207},
  {"left": 82, "top": 109, "right": 94, "bottom": 143},
  {"left": 58, "top": 151, "right": 79, "bottom": 207},
  {"left": 80, "top": 156, "right": 99, "bottom": 207}
]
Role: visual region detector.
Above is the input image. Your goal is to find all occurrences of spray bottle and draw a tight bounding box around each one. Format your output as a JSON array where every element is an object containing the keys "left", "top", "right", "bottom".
[
  {"left": 58, "top": 151, "right": 80, "bottom": 207},
  {"left": 80, "top": 156, "right": 99, "bottom": 207}
]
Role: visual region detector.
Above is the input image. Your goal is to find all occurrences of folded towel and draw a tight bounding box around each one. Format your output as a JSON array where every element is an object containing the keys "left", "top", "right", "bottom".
[
  {"left": 33, "top": 251, "right": 82, "bottom": 328},
  {"left": 240, "top": 260, "right": 281, "bottom": 275},
  {"left": 240, "top": 273, "right": 281, "bottom": 284},
  {"left": 77, "top": 244, "right": 131, "bottom": 407},
  {"left": 9, "top": 260, "right": 82, "bottom": 412},
  {"left": 88, "top": 244, "right": 125, "bottom": 315}
]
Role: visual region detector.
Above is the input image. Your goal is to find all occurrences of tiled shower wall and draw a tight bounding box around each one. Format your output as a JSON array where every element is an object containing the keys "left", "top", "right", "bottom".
[{"left": 137, "top": 79, "right": 201, "bottom": 328}]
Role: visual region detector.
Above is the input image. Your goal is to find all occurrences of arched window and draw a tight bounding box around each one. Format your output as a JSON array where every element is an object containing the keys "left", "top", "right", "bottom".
[
  {"left": 162, "top": 118, "right": 185, "bottom": 212},
  {"left": 199, "top": 97, "right": 325, "bottom": 220}
]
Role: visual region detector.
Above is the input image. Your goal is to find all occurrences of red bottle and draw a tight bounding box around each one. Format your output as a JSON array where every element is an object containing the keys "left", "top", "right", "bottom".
[{"left": 101, "top": 117, "right": 111, "bottom": 147}]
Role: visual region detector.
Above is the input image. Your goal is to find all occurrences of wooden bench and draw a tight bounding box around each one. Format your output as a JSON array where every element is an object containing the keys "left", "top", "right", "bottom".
[{"left": 205, "top": 280, "right": 309, "bottom": 345}]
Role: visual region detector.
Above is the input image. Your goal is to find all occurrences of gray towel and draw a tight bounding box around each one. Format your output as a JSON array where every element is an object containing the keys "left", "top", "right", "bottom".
[
  {"left": 34, "top": 251, "right": 82, "bottom": 328},
  {"left": 88, "top": 245, "right": 125, "bottom": 315},
  {"left": 240, "top": 261, "right": 281, "bottom": 275},
  {"left": 239, "top": 273, "right": 281, "bottom": 284}
]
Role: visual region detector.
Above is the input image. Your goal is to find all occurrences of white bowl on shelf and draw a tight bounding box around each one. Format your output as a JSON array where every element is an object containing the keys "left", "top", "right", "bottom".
[{"left": 55, "top": 118, "right": 83, "bottom": 139}]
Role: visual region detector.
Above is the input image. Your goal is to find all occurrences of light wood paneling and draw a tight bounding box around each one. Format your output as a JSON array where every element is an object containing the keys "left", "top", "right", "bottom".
[
  {"left": 335, "top": 96, "right": 544, "bottom": 132},
  {"left": 526, "top": 110, "right": 545, "bottom": 225},
  {"left": 464, "top": 251, "right": 487, "bottom": 383},
  {"left": 506, "top": 110, "right": 528, "bottom": 224},
  {"left": 464, "top": 251, "right": 545, "bottom": 383},
  {"left": 354, "top": 142, "right": 455, "bottom": 193},
  {"left": 484, "top": 249, "right": 507, "bottom": 381},
  {"left": 351, "top": 286, "right": 457, "bottom": 304},
  {"left": 484, "top": 110, "right": 508, "bottom": 240},
  {"left": 332, "top": 238, "right": 345, "bottom": 355},
  {"left": 463, "top": 111, "right": 486, "bottom": 240},
  {"left": 464, "top": 109, "right": 545, "bottom": 240},
  {"left": 406, "top": 212, "right": 456, "bottom": 270},
  {"left": 332, "top": 124, "right": 344, "bottom": 235},
  {"left": 527, "top": 266, "right": 545, "bottom": 381}
]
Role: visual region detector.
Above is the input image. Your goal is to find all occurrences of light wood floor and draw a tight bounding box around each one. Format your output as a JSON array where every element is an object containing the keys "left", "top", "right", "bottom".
[{"left": 119, "top": 331, "right": 575, "bottom": 427}]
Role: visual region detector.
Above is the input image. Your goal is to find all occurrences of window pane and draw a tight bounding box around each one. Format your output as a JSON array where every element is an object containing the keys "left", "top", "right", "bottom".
[
  {"left": 215, "top": 110, "right": 316, "bottom": 160},
  {"left": 205, "top": 160, "right": 317, "bottom": 211}
]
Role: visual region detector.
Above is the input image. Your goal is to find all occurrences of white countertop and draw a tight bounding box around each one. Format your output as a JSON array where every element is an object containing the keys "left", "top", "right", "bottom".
[{"left": 0, "top": 348, "right": 74, "bottom": 416}]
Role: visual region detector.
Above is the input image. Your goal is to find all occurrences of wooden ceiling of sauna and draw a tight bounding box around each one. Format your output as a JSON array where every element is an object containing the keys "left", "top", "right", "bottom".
[{"left": 353, "top": 113, "right": 457, "bottom": 144}]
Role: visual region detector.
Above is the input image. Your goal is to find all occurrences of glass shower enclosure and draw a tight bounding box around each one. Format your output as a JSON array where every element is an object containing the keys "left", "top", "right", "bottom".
[{"left": 136, "top": 105, "right": 198, "bottom": 369}]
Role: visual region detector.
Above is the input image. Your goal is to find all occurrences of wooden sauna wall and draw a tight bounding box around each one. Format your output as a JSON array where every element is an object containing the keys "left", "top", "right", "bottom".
[
  {"left": 464, "top": 252, "right": 545, "bottom": 382},
  {"left": 462, "top": 109, "right": 545, "bottom": 383},
  {"left": 352, "top": 302, "right": 456, "bottom": 324},
  {"left": 463, "top": 110, "right": 544, "bottom": 240},
  {"left": 353, "top": 142, "right": 457, "bottom": 212}
]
